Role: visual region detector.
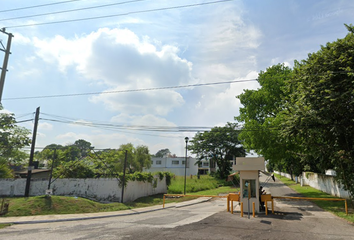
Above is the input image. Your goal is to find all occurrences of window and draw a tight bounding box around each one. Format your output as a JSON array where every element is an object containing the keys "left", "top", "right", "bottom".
[
  {"left": 156, "top": 160, "right": 162, "bottom": 165},
  {"left": 203, "top": 162, "right": 209, "bottom": 167},
  {"left": 242, "top": 179, "right": 256, "bottom": 198},
  {"left": 172, "top": 160, "right": 179, "bottom": 165},
  {"left": 182, "top": 161, "right": 185, "bottom": 165},
  {"left": 151, "top": 161, "right": 154, "bottom": 165}
]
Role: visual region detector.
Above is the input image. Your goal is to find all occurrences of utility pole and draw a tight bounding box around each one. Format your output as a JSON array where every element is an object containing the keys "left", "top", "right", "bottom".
[
  {"left": 121, "top": 150, "right": 128, "bottom": 203},
  {"left": 25, "top": 107, "right": 40, "bottom": 197},
  {"left": 0, "top": 28, "right": 13, "bottom": 104}
]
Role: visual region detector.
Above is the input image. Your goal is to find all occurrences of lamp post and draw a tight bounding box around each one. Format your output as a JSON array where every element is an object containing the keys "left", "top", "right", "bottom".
[{"left": 184, "top": 137, "right": 189, "bottom": 195}]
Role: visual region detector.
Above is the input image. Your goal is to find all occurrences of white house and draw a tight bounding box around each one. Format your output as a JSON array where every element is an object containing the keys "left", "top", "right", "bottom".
[{"left": 145, "top": 157, "right": 199, "bottom": 176}]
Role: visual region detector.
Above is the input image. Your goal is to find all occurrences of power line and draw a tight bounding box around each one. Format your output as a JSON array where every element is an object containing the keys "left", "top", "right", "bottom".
[
  {"left": 0, "top": 0, "right": 146, "bottom": 22},
  {"left": 5, "top": 0, "right": 234, "bottom": 29},
  {"left": 0, "top": 0, "right": 83, "bottom": 13},
  {"left": 2, "top": 79, "right": 257, "bottom": 101}
]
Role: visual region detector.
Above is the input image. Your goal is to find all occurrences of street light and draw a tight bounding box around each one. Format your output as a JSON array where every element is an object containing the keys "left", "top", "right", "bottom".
[{"left": 184, "top": 137, "right": 189, "bottom": 195}]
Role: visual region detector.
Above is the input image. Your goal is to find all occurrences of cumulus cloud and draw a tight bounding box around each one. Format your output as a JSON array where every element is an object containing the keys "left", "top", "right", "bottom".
[
  {"left": 90, "top": 89, "right": 184, "bottom": 116},
  {"left": 32, "top": 27, "right": 192, "bottom": 115}
]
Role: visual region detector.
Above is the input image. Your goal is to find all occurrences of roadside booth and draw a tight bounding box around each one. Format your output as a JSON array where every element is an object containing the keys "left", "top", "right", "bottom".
[{"left": 233, "top": 157, "right": 265, "bottom": 213}]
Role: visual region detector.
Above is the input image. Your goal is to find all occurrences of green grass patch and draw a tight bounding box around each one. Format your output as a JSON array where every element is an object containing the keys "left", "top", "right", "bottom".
[
  {"left": 3, "top": 195, "right": 132, "bottom": 217},
  {"left": 274, "top": 173, "right": 354, "bottom": 223},
  {"left": 167, "top": 175, "right": 220, "bottom": 194},
  {"left": 0, "top": 223, "right": 12, "bottom": 229}
]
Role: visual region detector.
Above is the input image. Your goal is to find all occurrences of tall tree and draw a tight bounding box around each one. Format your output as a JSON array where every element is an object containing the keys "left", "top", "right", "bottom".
[
  {"left": 188, "top": 122, "right": 246, "bottom": 179},
  {"left": 133, "top": 145, "right": 151, "bottom": 172},
  {"left": 282, "top": 24, "right": 354, "bottom": 197},
  {"left": 73, "top": 139, "right": 94, "bottom": 158},
  {"left": 236, "top": 64, "right": 303, "bottom": 176},
  {"left": 0, "top": 107, "right": 31, "bottom": 178}
]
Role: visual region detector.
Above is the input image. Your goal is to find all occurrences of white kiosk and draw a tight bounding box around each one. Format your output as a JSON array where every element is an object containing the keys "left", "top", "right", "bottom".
[{"left": 233, "top": 157, "right": 265, "bottom": 213}]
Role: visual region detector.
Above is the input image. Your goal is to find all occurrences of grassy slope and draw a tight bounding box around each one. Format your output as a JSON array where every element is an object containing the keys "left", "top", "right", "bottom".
[
  {"left": 274, "top": 173, "right": 354, "bottom": 223},
  {"left": 1, "top": 175, "right": 238, "bottom": 218}
]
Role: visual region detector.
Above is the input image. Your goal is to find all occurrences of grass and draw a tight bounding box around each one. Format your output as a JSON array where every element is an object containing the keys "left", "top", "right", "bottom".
[
  {"left": 167, "top": 175, "right": 220, "bottom": 194},
  {"left": 0, "top": 175, "right": 238, "bottom": 219},
  {"left": 274, "top": 173, "right": 354, "bottom": 223},
  {"left": 0, "top": 223, "right": 12, "bottom": 229}
]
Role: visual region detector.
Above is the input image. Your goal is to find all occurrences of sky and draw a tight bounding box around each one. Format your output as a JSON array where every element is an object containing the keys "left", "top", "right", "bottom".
[{"left": 1, "top": 0, "right": 353, "bottom": 157}]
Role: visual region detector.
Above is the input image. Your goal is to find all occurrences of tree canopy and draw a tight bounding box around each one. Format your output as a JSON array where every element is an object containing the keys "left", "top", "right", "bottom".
[
  {"left": 0, "top": 107, "right": 31, "bottom": 178},
  {"left": 154, "top": 148, "right": 171, "bottom": 158},
  {"left": 236, "top": 64, "right": 303, "bottom": 177},
  {"left": 236, "top": 24, "right": 354, "bottom": 197},
  {"left": 281, "top": 24, "right": 354, "bottom": 197},
  {"left": 188, "top": 122, "right": 246, "bottom": 179}
]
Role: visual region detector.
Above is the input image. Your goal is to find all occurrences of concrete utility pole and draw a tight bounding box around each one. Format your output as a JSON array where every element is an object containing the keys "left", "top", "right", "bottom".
[
  {"left": 25, "top": 107, "right": 40, "bottom": 197},
  {"left": 0, "top": 28, "right": 13, "bottom": 104}
]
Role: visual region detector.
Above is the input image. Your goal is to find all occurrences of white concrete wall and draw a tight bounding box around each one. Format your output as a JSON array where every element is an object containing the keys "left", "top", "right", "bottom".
[
  {"left": 274, "top": 171, "right": 350, "bottom": 199},
  {"left": 0, "top": 177, "right": 167, "bottom": 203},
  {"left": 301, "top": 172, "right": 350, "bottom": 199}
]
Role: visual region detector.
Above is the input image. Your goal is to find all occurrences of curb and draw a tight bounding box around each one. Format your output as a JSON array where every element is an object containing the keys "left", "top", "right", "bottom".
[{"left": 0, "top": 197, "right": 212, "bottom": 225}]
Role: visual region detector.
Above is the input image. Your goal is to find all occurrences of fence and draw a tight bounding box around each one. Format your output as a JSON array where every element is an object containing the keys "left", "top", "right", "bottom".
[{"left": 0, "top": 177, "right": 167, "bottom": 203}]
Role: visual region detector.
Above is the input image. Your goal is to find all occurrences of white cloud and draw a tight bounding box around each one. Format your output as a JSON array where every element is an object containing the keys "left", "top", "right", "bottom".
[
  {"left": 90, "top": 89, "right": 184, "bottom": 116},
  {"left": 38, "top": 122, "right": 53, "bottom": 131},
  {"left": 31, "top": 27, "right": 192, "bottom": 115}
]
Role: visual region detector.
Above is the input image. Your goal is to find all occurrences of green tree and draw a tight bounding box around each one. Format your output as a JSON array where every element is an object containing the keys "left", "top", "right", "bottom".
[
  {"left": 188, "top": 122, "right": 246, "bottom": 179},
  {"left": 236, "top": 64, "right": 303, "bottom": 177},
  {"left": 73, "top": 139, "right": 94, "bottom": 158},
  {"left": 133, "top": 145, "right": 151, "bottom": 172},
  {"left": 282, "top": 24, "right": 354, "bottom": 197},
  {"left": 154, "top": 148, "right": 171, "bottom": 158},
  {"left": 53, "top": 159, "right": 95, "bottom": 178},
  {"left": 0, "top": 108, "right": 31, "bottom": 178},
  {"left": 90, "top": 143, "right": 152, "bottom": 177}
]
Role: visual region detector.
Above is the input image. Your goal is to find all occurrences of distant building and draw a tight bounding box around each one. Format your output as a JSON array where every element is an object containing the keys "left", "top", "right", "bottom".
[{"left": 14, "top": 169, "right": 51, "bottom": 179}]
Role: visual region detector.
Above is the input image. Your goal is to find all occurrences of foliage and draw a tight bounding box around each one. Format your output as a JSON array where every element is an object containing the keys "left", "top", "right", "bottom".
[
  {"left": 188, "top": 122, "right": 246, "bottom": 179},
  {"left": 236, "top": 64, "right": 304, "bottom": 177},
  {"left": 53, "top": 159, "right": 96, "bottom": 178},
  {"left": 154, "top": 148, "right": 171, "bottom": 158},
  {"left": 0, "top": 107, "right": 31, "bottom": 178},
  {"left": 281, "top": 24, "right": 354, "bottom": 197}
]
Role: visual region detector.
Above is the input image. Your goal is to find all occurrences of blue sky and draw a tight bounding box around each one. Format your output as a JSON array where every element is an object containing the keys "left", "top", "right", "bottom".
[{"left": 1, "top": 0, "right": 353, "bottom": 156}]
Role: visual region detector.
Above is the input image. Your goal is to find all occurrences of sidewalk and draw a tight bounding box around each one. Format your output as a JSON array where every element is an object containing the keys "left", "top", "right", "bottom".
[{"left": 0, "top": 197, "right": 212, "bottom": 225}]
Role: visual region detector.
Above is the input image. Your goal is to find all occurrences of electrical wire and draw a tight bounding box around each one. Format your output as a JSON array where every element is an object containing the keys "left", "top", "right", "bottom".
[
  {"left": 0, "top": 0, "right": 83, "bottom": 13},
  {"left": 0, "top": 0, "right": 147, "bottom": 22},
  {"left": 2, "top": 79, "right": 257, "bottom": 101},
  {"left": 4, "top": 0, "right": 234, "bottom": 29}
]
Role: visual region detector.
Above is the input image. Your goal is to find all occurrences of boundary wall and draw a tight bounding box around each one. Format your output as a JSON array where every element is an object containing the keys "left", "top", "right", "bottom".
[
  {"left": 274, "top": 171, "right": 350, "bottom": 199},
  {"left": 0, "top": 177, "right": 167, "bottom": 203}
]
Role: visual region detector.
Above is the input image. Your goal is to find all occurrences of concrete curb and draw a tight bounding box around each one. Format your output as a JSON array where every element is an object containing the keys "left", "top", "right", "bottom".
[{"left": 0, "top": 197, "right": 212, "bottom": 225}]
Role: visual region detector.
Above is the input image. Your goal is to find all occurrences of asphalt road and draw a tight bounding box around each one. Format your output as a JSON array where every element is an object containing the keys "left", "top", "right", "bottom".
[{"left": 1, "top": 173, "right": 354, "bottom": 240}]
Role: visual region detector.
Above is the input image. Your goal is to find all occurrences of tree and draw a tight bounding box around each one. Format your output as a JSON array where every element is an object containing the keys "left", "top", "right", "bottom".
[
  {"left": 154, "top": 148, "right": 171, "bottom": 158},
  {"left": 133, "top": 145, "right": 151, "bottom": 172},
  {"left": 53, "top": 159, "right": 95, "bottom": 178},
  {"left": 73, "top": 139, "right": 94, "bottom": 158},
  {"left": 282, "top": 24, "right": 354, "bottom": 197},
  {"left": 188, "top": 122, "right": 246, "bottom": 179},
  {"left": 236, "top": 64, "right": 303, "bottom": 177},
  {"left": 0, "top": 107, "right": 31, "bottom": 178},
  {"left": 89, "top": 143, "right": 152, "bottom": 177}
]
